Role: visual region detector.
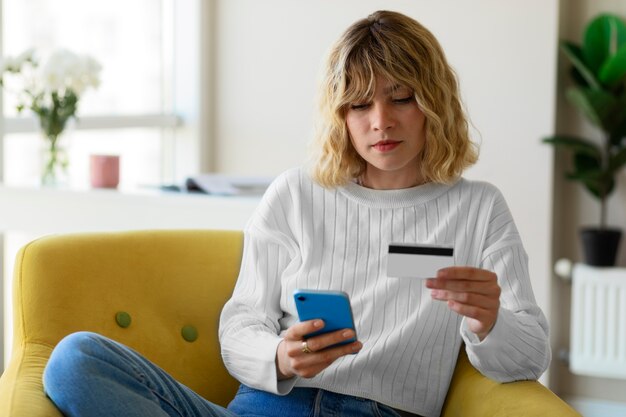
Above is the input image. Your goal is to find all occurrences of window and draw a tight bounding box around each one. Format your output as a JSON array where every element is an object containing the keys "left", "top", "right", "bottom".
[
  {"left": 0, "top": 0, "right": 208, "bottom": 367},
  {"left": 1, "top": 0, "right": 204, "bottom": 189}
]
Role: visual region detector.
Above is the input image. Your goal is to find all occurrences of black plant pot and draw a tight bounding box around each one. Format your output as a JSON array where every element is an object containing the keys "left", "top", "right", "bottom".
[{"left": 579, "top": 228, "right": 622, "bottom": 267}]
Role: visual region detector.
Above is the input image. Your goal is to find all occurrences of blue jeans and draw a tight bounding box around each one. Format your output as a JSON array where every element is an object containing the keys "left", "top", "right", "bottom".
[
  {"left": 228, "top": 385, "right": 407, "bottom": 417},
  {"left": 43, "top": 332, "right": 415, "bottom": 417}
]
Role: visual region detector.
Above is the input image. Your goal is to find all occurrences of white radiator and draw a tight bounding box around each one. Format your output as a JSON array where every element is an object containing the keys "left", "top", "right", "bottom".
[{"left": 570, "top": 264, "right": 626, "bottom": 379}]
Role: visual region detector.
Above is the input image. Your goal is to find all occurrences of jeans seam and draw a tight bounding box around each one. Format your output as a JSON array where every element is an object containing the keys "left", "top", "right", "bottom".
[
  {"left": 312, "top": 389, "right": 323, "bottom": 417},
  {"left": 371, "top": 401, "right": 384, "bottom": 417},
  {"left": 91, "top": 335, "right": 184, "bottom": 416},
  {"left": 150, "top": 389, "right": 186, "bottom": 417},
  {"left": 134, "top": 369, "right": 185, "bottom": 417}
]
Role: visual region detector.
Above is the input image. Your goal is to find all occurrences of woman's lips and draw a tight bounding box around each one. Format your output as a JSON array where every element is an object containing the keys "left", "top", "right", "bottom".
[{"left": 372, "top": 140, "right": 401, "bottom": 152}]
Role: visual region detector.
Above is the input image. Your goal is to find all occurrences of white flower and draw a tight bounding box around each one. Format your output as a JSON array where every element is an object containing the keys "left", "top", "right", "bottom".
[
  {"left": 1, "top": 48, "right": 102, "bottom": 98},
  {"left": 0, "top": 47, "right": 101, "bottom": 138},
  {"left": 70, "top": 54, "right": 102, "bottom": 94},
  {"left": 36, "top": 49, "right": 102, "bottom": 96},
  {"left": 0, "top": 48, "right": 35, "bottom": 73}
]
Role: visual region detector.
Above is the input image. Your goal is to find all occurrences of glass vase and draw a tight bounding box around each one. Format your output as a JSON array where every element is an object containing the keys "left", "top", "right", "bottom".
[{"left": 41, "top": 136, "right": 69, "bottom": 187}]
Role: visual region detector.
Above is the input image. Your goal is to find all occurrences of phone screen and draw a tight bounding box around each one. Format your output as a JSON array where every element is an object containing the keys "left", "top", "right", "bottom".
[{"left": 293, "top": 289, "right": 357, "bottom": 346}]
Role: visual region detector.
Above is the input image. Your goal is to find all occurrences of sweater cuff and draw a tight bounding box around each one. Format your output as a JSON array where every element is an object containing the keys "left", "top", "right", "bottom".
[
  {"left": 237, "top": 332, "right": 290, "bottom": 394},
  {"left": 460, "top": 307, "right": 511, "bottom": 346},
  {"left": 460, "top": 308, "right": 515, "bottom": 379},
  {"left": 277, "top": 376, "right": 299, "bottom": 395},
  {"left": 259, "top": 335, "right": 300, "bottom": 395}
]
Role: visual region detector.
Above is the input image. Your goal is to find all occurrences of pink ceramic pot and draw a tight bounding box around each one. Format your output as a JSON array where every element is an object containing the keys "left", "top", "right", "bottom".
[{"left": 90, "top": 154, "right": 120, "bottom": 189}]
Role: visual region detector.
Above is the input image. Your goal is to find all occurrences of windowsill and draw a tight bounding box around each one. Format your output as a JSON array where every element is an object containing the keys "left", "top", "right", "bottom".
[{"left": 0, "top": 184, "right": 261, "bottom": 234}]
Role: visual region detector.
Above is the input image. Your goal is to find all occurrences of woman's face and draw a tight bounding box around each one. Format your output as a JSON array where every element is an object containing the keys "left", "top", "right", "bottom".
[{"left": 345, "top": 76, "right": 426, "bottom": 189}]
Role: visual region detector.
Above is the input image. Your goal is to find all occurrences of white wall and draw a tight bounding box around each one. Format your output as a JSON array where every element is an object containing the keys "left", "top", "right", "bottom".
[{"left": 212, "top": 0, "right": 559, "bottom": 382}]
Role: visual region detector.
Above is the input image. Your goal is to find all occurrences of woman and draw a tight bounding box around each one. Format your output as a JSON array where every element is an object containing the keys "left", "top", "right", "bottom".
[
  {"left": 219, "top": 10, "right": 550, "bottom": 417},
  {"left": 44, "top": 10, "right": 550, "bottom": 417}
]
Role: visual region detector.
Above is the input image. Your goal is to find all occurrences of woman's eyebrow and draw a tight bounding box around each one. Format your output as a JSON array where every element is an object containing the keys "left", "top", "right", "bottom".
[{"left": 382, "top": 84, "right": 410, "bottom": 94}]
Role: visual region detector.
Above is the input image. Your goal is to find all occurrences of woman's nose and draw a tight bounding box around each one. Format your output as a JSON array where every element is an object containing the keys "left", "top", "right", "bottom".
[{"left": 371, "top": 103, "right": 395, "bottom": 131}]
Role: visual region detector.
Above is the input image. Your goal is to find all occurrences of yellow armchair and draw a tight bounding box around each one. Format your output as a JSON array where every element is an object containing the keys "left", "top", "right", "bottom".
[{"left": 0, "top": 230, "right": 580, "bottom": 417}]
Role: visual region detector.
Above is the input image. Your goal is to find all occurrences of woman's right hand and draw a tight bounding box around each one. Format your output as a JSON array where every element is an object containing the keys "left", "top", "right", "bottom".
[{"left": 276, "top": 320, "right": 362, "bottom": 380}]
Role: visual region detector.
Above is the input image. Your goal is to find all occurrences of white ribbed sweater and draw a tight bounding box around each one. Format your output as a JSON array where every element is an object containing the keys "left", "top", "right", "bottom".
[{"left": 219, "top": 168, "right": 550, "bottom": 417}]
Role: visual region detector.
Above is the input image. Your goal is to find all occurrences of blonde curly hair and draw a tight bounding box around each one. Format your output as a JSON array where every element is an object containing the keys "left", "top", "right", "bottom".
[{"left": 310, "top": 10, "right": 478, "bottom": 188}]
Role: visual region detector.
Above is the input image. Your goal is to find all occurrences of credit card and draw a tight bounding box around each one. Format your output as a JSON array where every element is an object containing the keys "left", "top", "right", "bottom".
[{"left": 387, "top": 243, "right": 454, "bottom": 278}]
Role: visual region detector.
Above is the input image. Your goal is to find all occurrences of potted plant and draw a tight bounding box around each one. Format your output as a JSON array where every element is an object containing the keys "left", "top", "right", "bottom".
[{"left": 543, "top": 13, "right": 626, "bottom": 266}]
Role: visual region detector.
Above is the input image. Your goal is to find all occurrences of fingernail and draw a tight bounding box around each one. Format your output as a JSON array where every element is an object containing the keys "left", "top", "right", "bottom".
[
  {"left": 437, "top": 269, "right": 448, "bottom": 278},
  {"left": 425, "top": 278, "right": 434, "bottom": 287},
  {"left": 431, "top": 290, "right": 440, "bottom": 298},
  {"left": 314, "top": 320, "right": 323, "bottom": 328},
  {"left": 343, "top": 330, "right": 354, "bottom": 339},
  {"left": 352, "top": 342, "right": 362, "bottom": 352}
]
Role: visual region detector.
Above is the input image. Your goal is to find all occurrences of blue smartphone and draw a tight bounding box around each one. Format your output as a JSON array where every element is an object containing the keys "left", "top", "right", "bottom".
[{"left": 293, "top": 289, "right": 357, "bottom": 347}]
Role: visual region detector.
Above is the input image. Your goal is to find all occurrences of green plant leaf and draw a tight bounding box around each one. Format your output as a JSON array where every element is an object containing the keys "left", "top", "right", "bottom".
[
  {"left": 583, "top": 14, "right": 626, "bottom": 74},
  {"left": 610, "top": 117, "right": 626, "bottom": 146},
  {"left": 561, "top": 41, "right": 600, "bottom": 89},
  {"left": 543, "top": 136, "right": 610, "bottom": 200},
  {"left": 607, "top": 94, "right": 626, "bottom": 139},
  {"left": 566, "top": 87, "right": 616, "bottom": 131},
  {"left": 573, "top": 150, "right": 602, "bottom": 172},
  {"left": 542, "top": 135, "right": 601, "bottom": 157},
  {"left": 570, "top": 151, "right": 603, "bottom": 191},
  {"left": 567, "top": 166, "right": 614, "bottom": 200},
  {"left": 566, "top": 172, "right": 603, "bottom": 198},
  {"left": 599, "top": 44, "right": 626, "bottom": 87},
  {"left": 588, "top": 178, "right": 615, "bottom": 199},
  {"left": 609, "top": 147, "right": 626, "bottom": 171}
]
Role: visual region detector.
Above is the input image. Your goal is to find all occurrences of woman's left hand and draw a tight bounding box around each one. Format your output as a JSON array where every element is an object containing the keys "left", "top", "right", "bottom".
[{"left": 425, "top": 266, "right": 501, "bottom": 341}]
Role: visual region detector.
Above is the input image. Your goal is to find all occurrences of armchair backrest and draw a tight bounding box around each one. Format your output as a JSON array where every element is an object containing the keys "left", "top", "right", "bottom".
[{"left": 3, "top": 230, "right": 243, "bottom": 411}]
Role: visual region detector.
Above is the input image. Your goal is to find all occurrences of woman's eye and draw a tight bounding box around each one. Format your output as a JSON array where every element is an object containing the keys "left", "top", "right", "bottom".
[
  {"left": 393, "top": 96, "right": 415, "bottom": 104},
  {"left": 350, "top": 103, "right": 370, "bottom": 110}
]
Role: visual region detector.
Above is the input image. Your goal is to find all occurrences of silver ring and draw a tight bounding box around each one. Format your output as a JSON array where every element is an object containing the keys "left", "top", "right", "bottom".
[{"left": 302, "top": 340, "right": 312, "bottom": 354}]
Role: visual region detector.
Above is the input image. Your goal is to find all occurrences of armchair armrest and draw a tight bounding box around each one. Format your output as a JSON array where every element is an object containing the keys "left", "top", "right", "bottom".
[
  {"left": 441, "top": 349, "right": 581, "bottom": 417},
  {"left": 0, "top": 343, "right": 62, "bottom": 417}
]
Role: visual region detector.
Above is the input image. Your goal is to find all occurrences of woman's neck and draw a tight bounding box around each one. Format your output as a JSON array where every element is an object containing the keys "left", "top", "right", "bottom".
[{"left": 358, "top": 169, "right": 427, "bottom": 190}]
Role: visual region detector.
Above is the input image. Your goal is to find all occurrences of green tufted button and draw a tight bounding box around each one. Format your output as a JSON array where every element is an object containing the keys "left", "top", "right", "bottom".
[
  {"left": 181, "top": 325, "right": 198, "bottom": 342},
  {"left": 115, "top": 311, "right": 132, "bottom": 328}
]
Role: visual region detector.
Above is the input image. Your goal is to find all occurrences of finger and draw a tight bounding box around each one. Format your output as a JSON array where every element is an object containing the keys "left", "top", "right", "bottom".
[
  {"left": 445, "top": 300, "right": 496, "bottom": 323},
  {"left": 303, "top": 328, "right": 357, "bottom": 353},
  {"left": 436, "top": 267, "right": 497, "bottom": 282},
  {"left": 450, "top": 301, "right": 497, "bottom": 339},
  {"left": 430, "top": 290, "right": 500, "bottom": 309},
  {"left": 426, "top": 278, "right": 501, "bottom": 297},
  {"left": 285, "top": 328, "right": 356, "bottom": 358},
  {"left": 284, "top": 320, "right": 325, "bottom": 341},
  {"left": 290, "top": 341, "right": 363, "bottom": 379}
]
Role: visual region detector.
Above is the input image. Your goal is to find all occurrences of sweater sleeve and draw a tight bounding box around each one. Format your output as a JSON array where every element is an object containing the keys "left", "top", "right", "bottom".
[
  {"left": 461, "top": 188, "right": 551, "bottom": 382},
  {"left": 218, "top": 172, "right": 300, "bottom": 394}
]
